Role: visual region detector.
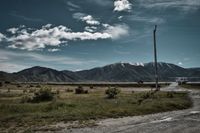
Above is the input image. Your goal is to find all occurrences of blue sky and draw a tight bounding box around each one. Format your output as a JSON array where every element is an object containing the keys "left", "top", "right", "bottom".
[{"left": 0, "top": 0, "right": 200, "bottom": 72}]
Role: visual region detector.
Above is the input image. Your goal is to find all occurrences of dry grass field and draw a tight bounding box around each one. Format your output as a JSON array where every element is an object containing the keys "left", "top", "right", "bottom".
[{"left": 0, "top": 83, "right": 192, "bottom": 132}]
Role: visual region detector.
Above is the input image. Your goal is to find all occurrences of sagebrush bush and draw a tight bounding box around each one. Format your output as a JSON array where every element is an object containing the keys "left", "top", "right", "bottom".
[
  {"left": 90, "top": 86, "right": 94, "bottom": 89},
  {"left": 29, "top": 84, "right": 34, "bottom": 88},
  {"left": 75, "top": 86, "right": 88, "bottom": 94},
  {"left": 17, "top": 84, "right": 22, "bottom": 88},
  {"left": 0, "top": 82, "right": 3, "bottom": 87},
  {"left": 25, "top": 87, "right": 54, "bottom": 103},
  {"left": 36, "top": 84, "right": 41, "bottom": 88},
  {"left": 5, "top": 81, "right": 10, "bottom": 84},
  {"left": 105, "top": 87, "right": 120, "bottom": 99},
  {"left": 167, "top": 92, "right": 174, "bottom": 98},
  {"left": 20, "top": 95, "right": 32, "bottom": 103}
]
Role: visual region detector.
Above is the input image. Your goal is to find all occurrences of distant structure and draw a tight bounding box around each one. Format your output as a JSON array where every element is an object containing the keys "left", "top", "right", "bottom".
[{"left": 176, "top": 77, "right": 188, "bottom": 85}]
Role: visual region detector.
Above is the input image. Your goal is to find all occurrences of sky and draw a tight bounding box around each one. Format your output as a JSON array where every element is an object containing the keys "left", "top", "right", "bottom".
[{"left": 0, "top": 0, "right": 200, "bottom": 72}]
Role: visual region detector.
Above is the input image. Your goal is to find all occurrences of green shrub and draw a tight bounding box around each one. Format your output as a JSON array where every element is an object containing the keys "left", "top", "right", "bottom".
[
  {"left": 75, "top": 86, "right": 88, "bottom": 94},
  {"left": 0, "top": 82, "right": 4, "bottom": 87},
  {"left": 137, "top": 80, "right": 144, "bottom": 84},
  {"left": 36, "top": 84, "right": 41, "bottom": 88},
  {"left": 105, "top": 87, "right": 120, "bottom": 99},
  {"left": 90, "top": 86, "right": 94, "bottom": 89},
  {"left": 20, "top": 95, "right": 32, "bottom": 103},
  {"left": 29, "top": 87, "right": 54, "bottom": 103},
  {"left": 29, "top": 84, "right": 34, "bottom": 88},
  {"left": 17, "top": 84, "right": 22, "bottom": 88},
  {"left": 141, "top": 92, "right": 151, "bottom": 99},
  {"left": 167, "top": 92, "right": 174, "bottom": 98},
  {"left": 5, "top": 81, "right": 10, "bottom": 84}
]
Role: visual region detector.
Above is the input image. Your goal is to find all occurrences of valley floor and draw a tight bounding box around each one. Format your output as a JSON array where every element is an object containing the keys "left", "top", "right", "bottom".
[
  {"left": 59, "top": 83, "right": 200, "bottom": 133},
  {"left": 0, "top": 83, "right": 195, "bottom": 132}
]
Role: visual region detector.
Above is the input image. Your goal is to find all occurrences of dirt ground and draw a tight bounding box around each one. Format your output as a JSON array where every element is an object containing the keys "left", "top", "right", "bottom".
[{"left": 32, "top": 83, "right": 200, "bottom": 133}]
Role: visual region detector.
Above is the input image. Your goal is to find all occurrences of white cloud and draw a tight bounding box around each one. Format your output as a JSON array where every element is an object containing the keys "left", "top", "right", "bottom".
[
  {"left": 48, "top": 48, "right": 60, "bottom": 52},
  {"left": 0, "top": 33, "right": 6, "bottom": 41},
  {"left": 7, "top": 27, "right": 19, "bottom": 34},
  {"left": 1, "top": 20, "right": 130, "bottom": 51},
  {"left": 104, "top": 24, "right": 129, "bottom": 39},
  {"left": 81, "top": 15, "right": 100, "bottom": 25},
  {"left": 3, "top": 24, "right": 111, "bottom": 51},
  {"left": 73, "top": 13, "right": 100, "bottom": 25},
  {"left": 114, "top": 0, "right": 132, "bottom": 12},
  {"left": 84, "top": 26, "right": 97, "bottom": 32}
]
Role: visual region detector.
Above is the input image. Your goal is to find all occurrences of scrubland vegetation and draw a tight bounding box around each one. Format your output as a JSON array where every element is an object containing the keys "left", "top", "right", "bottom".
[
  {"left": 181, "top": 83, "right": 200, "bottom": 89},
  {"left": 0, "top": 83, "right": 192, "bottom": 132}
]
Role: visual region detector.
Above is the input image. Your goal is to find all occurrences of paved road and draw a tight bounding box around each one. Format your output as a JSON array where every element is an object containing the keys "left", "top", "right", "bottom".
[{"left": 64, "top": 83, "right": 200, "bottom": 133}]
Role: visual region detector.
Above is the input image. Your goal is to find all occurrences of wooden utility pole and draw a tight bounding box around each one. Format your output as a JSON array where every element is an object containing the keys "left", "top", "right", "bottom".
[{"left": 153, "top": 25, "right": 159, "bottom": 91}]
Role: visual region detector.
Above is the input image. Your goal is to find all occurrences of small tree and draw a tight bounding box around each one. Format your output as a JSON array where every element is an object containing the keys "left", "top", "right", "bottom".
[{"left": 105, "top": 87, "right": 120, "bottom": 99}]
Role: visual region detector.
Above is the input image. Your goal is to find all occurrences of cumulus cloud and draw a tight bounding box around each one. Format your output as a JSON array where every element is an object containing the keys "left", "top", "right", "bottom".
[
  {"left": 81, "top": 15, "right": 100, "bottom": 25},
  {"left": 7, "top": 27, "right": 19, "bottom": 34},
  {"left": 0, "top": 21, "right": 130, "bottom": 51},
  {"left": 2, "top": 24, "right": 112, "bottom": 51},
  {"left": 103, "top": 24, "right": 129, "bottom": 39},
  {"left": 114, "top": 0, "right": 132, "bottom": 12},
  {"left": 73, "top": 13, "right": 100, "bottom": 25}
]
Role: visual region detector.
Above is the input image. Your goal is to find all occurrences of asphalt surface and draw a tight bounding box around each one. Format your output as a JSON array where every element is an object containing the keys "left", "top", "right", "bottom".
[{"left": 63, "top": 83, "right": 200, "bottom": 133}]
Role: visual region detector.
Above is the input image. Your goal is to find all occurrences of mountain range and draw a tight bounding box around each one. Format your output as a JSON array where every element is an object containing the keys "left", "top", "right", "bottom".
[{"left": 0, "top": 62, "right": 200, "bottom": 82}]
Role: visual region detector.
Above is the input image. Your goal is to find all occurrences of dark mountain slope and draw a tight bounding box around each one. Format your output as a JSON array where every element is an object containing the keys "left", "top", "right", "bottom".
[
  {"left": 0, "top": 62, "right": 199, "bottom": 82},
  {"left": 13, "top": 66, "right": 77, "bottom": 82}
]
